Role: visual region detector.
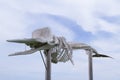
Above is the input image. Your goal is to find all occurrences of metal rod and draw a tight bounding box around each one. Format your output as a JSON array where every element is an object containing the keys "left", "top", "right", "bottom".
[
  {"left": 40, "top": 51, "right": 47, "bottom": 70},
  {"left": 45, "top": 50, "right": 51, "bottom": 80},
  {"left": 87, "top": 50, "right": 93, "bottom": 80}
]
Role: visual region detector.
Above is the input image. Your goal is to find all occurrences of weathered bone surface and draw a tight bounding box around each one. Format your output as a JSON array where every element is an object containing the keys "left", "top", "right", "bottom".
[{"left": 32, "top": 27, "right": 54, "bottom": 42}]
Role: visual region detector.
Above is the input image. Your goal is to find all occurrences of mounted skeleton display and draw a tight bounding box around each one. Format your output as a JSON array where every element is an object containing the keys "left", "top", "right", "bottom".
[{"left": 7, "top": 27, "right": 112, "bottom": 80}]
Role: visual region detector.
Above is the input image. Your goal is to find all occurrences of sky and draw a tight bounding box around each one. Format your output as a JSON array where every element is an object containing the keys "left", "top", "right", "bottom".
[{"left": 0, "top": 0, "right": 120, "bottom": 80}]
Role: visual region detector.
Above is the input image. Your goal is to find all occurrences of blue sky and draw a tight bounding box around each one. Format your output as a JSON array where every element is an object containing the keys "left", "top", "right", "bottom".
[{"left": 0, "top": 0, "right": 120, "bottom": 80}]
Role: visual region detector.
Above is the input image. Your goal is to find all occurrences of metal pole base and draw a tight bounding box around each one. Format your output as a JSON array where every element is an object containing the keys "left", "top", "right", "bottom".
[
  {"left": 45, "top": 50, "right": 51, "bottom": 80},
  {"left": 87, "top": 50, "right": 93, "bottom": 80}
]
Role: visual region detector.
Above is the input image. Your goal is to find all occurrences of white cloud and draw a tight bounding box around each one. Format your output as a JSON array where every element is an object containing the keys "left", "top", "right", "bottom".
[
  {"left": 96, "top": 19, "right": 120, "bottom": 34},
  {"left": 1, "top": 0, "right": 120, "bottom": 34},
  {"left": 0, "top": 0, "right": 78, "bottom": 42},
  {"left": 90, "top": 36, "right": 120, "bottom": 53},
  {"left": 94, "top": 0, "right": 120, "bottom": 16},
  {"left": 0, "top": 2, "right": 27, "bottom": 42}
]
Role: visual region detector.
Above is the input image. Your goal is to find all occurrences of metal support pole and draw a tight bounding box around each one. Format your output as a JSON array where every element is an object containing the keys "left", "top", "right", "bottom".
[
  {"left": 45, "top": 50, "right": 51, "bottom": 80},
  {"left": 40, "top": 51, "right": 47, "bottom": 70},
  {"left": 87, "top": 50, "right": 93, "bottom": 80}
]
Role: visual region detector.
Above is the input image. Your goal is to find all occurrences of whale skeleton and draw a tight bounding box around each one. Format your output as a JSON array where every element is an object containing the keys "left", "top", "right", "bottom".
[{"left": 7, "top": 27, "right": 112, "bottom": 80}]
